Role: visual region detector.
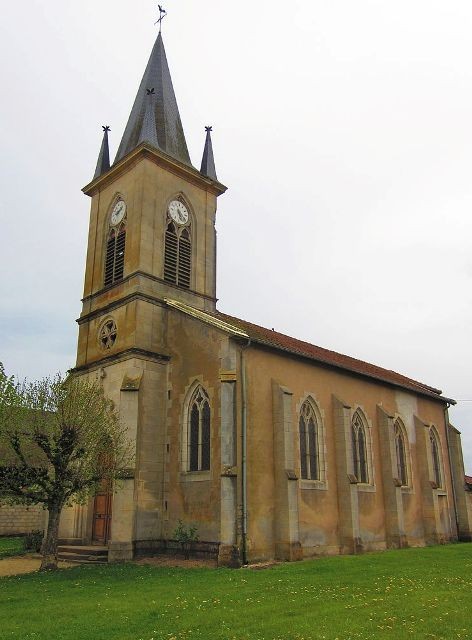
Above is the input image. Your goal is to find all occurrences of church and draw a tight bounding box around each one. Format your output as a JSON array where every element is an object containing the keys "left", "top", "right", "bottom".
[{"left": 57, "top": 26, "right": 472, "bottom": 566}]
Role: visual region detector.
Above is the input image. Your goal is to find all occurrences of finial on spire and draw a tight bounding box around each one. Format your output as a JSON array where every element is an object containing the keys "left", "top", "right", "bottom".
[
  {"left": 155, "top": 4, "right": 167, "bottom": 32},
  {"left": 102, "top": 125, "right": 111, "bottom": 133},
  {"left": 205, "top": 126, "right": 213, "bottom": 133}
]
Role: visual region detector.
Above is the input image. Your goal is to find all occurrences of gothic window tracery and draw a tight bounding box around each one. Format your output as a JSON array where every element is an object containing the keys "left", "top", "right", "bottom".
[
  {"left": 98, "top": 318, "right": 117, "bottom": 351},
  {"left": 299, "top": 400, "right": 320, "bottom": 481},
  {"left": 352, "top": 410, "right": 369, "bottom": 484},
  {"left": 188, "top": 386, "right": 210, "bottom": 472},
  {"left": 394, "top": 419, "right": 409, "bottom": 487},
  {"left": 430, "top": 428, "right": 443, "bottom": 488}
]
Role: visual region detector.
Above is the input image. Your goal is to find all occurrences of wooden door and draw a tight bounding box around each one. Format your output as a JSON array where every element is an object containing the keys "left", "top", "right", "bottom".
[{"left": 92, "top": 490, "right": 112, "bottom": 544}]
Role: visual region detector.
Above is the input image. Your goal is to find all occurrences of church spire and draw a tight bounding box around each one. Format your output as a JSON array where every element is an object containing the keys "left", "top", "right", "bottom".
[
  {"left": 93, "top": 126, "right": 111, "bottom": 179},
  {"left": 200, "top": 126, "right": 218, "bottom": 181},
  {"left": 114, "top": 32, "right": 191, "bottom": 166}
]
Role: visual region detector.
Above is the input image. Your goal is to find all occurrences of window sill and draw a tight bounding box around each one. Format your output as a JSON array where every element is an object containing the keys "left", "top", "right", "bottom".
[
  {"left": 300, "top": 480, "right": 328, "bottom": 491},
  {"left": 179, "top": 471, "right": 211, "bottom": 483},
  {"left": 357, "top": 483, "right": 376, "bottom": 493}
]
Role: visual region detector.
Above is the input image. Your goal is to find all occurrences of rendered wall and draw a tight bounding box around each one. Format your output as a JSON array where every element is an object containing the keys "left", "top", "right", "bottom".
[{"left": 243, "top": 345, "right": 457, "bottom": 562}]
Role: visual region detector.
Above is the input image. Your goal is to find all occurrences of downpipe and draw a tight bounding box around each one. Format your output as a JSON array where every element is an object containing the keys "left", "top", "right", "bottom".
[{"left": 240, "top": 338, "right": 251, "bottom": 565}]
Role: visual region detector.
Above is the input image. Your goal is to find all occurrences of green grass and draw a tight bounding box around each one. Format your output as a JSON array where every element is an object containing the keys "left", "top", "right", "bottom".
[
  {"left": 1, "top": 544, "right": 472, "bottom": 640},
  {"left": 0, "top": 537, "right": 24, "bottom": 559}
]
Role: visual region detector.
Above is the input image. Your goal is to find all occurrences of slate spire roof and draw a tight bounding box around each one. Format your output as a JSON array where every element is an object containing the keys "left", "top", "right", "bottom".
[
  {"left": 93, "top": 126, "right": 111, "bottom": 179},
  {"left": 115, "top": 32, "right": 191, "bottom": 166},
  {"left": 137, "top": 88, "right": 159, "bottom": 148},
  {"left": 200, "top": 126, "right": 218, "bottom": 181}
]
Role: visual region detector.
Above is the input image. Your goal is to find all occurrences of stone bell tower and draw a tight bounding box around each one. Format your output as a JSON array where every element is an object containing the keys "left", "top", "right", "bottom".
[
  {"left": 65, "top": 29, "right": 226, "bottom": 559},
  {"left": 76, "top": 31, "right": 226, "bottom": 373}
]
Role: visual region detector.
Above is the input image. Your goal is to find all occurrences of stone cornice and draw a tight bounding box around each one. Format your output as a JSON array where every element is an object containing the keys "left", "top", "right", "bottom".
[
  {"left": 71, "top": 348, "right": 170, "bottom": 374},
  {"left": 81, "top": 269, "right": 217, "bottom": 306},
  {"left": 83, "top": 144, "right": 227, "bottom": 198},
  {"left": 77, "top": 291, "right": 165, "bottom": 325}
]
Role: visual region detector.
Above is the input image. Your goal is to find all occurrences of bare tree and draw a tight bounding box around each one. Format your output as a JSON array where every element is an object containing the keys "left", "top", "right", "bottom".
[{"left": 0, "top": 364, "right": 133, "bottom": 571}]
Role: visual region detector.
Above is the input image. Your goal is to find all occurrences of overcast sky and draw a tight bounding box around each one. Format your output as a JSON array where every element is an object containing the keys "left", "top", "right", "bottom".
[{"left": 0, "top": 0, "right": 471, "bottom": 469}]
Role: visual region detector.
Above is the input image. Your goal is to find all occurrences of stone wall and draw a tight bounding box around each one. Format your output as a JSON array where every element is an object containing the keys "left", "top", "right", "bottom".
[{"left": 0, "top": 504, "right": 46, "bottom": 536}]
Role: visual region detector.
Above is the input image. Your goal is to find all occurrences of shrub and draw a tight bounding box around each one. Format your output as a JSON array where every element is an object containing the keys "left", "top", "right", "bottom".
[
  {"left": 173, "top": 520, "right": 199, "bottom": 559},
  {"left": 24, "top": 530, "right": 44, "bottom": 553}
]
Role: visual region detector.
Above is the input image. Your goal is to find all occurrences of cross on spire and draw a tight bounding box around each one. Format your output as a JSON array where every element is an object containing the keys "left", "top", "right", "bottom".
[{"left": 155, "top": 4, "right": 167, "bottom": 32}]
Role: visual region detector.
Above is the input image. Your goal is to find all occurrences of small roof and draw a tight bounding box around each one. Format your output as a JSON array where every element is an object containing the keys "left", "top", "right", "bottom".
[
  {"left": 93, "top": 126, "right": 111, "bottom": 180},
  {"left": 115, "top": 32, "right": 191, "bottom": 166},
  {"left": 200, "top": 127, "right": 218, "bottom": 181},
  {"left": 465, "top": 475, "right": 472, "bottom": 487}
]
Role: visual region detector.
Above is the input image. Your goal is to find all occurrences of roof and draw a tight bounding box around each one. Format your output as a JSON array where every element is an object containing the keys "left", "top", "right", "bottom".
[
  {"left": 114, "top": 32, "right": 192, "bottom": 166},
  {"left": 164, "top": 299, "right": 454, "bottom": 403},
  {"left": 215, "top": 310, "right": 454, "bottom": 403},
  {"left": 465, "top": 475, "right": 472, "bottom": 486}
]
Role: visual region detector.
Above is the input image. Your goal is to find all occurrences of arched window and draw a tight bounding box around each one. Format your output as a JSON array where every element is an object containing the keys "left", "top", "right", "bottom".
[
  {"left": 352, "top": 410, "right": 369, "bottom": 484},
  {"left": 104, "top": 221, "right": 126, "bottom": 287},
  {"left": 164, "top": 218, "right": 192, "bottom": 289},
  {"left": 299, "top": 400, "right": 321, "bottom": 480},
  {"left": 430, "top": 428, "right": 442, "bottom": 488},
  {"left": 394, "top": 419, "right": 408, "bottom": 487},
  {"left": 188, "top": 386, "right": 210, "bottom": 472}
]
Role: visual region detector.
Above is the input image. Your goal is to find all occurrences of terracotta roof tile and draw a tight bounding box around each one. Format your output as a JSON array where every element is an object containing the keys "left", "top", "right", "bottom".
[{"left": 216, "top": 310, "right": 454, "bottom": 404}]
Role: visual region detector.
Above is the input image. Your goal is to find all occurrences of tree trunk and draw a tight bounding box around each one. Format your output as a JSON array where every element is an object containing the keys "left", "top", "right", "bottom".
[{"left": 40, "top": 505, "right": 61, "bottom": 571}]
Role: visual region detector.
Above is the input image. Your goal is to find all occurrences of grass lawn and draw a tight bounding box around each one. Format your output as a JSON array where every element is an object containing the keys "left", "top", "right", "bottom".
[
  {"left": 0, "top": 537, "right": 24, "bottom": 559},
  {"left": 1, "top": 544, "right": 472, "bottom": 640}
]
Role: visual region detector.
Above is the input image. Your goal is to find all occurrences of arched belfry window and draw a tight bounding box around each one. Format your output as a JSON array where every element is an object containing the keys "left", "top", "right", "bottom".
[
  {"left": 188, "top": 386, "right": 210, "bottom": 472},
  {"left": 430, "top": 428, "right": 443, "bottom": 488},
  {"left": 394, "top": 419, "right": 408, "bottom": 487},
  {"left": 164, "top": 199, "right": 192, "bottom": 289},
  {"left": 104, "top": 206, "right": 127, "bottom": 288},
  {"left": 299, "top": 400, "right": 321, "bottom": 480},
  {"left": 352, "top": 410, "right": 369, "bottom": 484}
]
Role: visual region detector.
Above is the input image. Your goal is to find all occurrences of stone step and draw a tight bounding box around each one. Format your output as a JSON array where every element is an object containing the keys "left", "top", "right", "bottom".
[
  {"left": 57, "top": 545, "right": 108, "bottom": 564},
  {"left": 57, "top": 544, "right": 108, "bottom": 556}
]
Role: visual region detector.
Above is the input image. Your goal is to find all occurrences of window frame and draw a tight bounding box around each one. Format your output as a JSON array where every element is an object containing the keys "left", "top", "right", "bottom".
[
  {"left": 351, "top": 409, "right": 374, "bottom": 489},
  {"left": 104, "top": 218, "right": 127, "bottom": 288},
  {"left": 429, "top": 426, "right": 444, "bottom": 490},
  {"left": 297, "top": 396, "right": 327, "bottom": 490},
  {"left": 180, "top": 382, "right": 212, "bottom": 482},
  {"left": 393, "top": 418, "right": 411, "bottom": 489},
  {"left": 163, "top": 196, "right": 193, "bottom": 290}
]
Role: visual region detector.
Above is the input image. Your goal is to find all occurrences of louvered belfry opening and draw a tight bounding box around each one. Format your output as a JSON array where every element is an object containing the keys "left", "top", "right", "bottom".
[
  {"left": 104, "top": 222, "right": 127, "bottom": 287},
  {"left": 164, "top": 216, "right": 192, "bottom": 289}
]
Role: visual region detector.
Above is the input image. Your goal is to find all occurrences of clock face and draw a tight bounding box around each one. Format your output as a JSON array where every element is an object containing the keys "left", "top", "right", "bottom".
[
  {"left": 111, "top": 200, "right": 126, "bottom": 226},
  {"left": 169, "top": 200, "right": 189, "bottom": 225}
]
